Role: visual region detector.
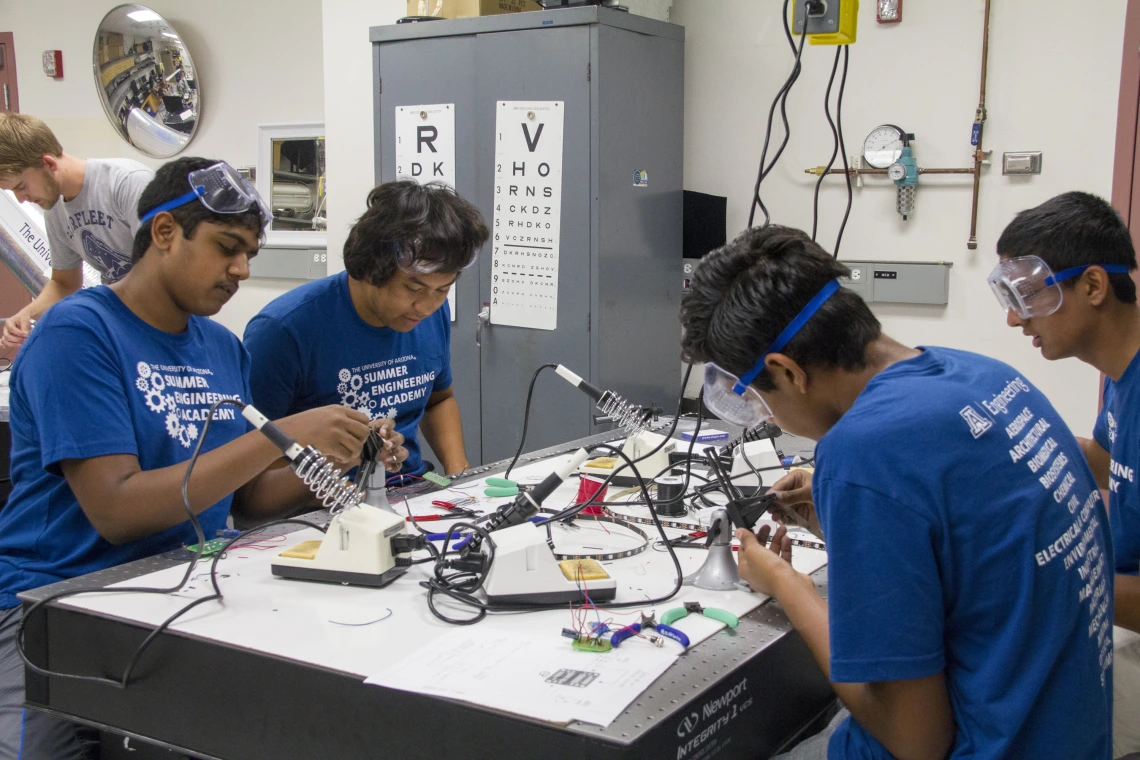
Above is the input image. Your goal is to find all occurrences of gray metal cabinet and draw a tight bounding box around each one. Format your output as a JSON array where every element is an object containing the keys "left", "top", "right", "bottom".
[{"left": 371, "top": 7, "right": 683, "bottom": 466}]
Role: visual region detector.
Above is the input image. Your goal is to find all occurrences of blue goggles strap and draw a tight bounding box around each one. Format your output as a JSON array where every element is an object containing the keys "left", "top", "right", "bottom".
[
  {"left": 139, "top": 187, "right": 204, "bottom": 225},
  {"left": 1044, "top": 264, "right": 1130, "bottom": 287},
  {"left": 732, "top": 278, "right": 841, "bottom": 395}
]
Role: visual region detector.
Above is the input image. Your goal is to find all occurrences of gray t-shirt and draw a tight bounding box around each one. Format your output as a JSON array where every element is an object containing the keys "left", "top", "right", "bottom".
[{"left": 45, "top": 158, "right": 154, "bottom": 284}]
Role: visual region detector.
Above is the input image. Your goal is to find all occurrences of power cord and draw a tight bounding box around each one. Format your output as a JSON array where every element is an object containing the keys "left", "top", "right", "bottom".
[
  {"left": 833, "top": 45, "right": 852, "bottom": 257},
  {"left": 748, "top": 0, "right": 815, "bottom": 229},
  {"left": 812, "top": 46, "right": 843, "bottom": 243}
]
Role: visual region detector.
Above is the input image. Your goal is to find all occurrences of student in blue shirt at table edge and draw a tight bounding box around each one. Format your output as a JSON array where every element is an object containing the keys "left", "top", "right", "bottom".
[
  {"left": 0, "top": 156, "right": 406, "bottom": 760},
  {"left": 244, "top": 180, "right": 490, "bottom": 480},
  {"left": 991, "top": 191, "right": 1140, "bottom": 757},
  {"left": 680, "top": 224, "right": 1113, "bottom": 760}
]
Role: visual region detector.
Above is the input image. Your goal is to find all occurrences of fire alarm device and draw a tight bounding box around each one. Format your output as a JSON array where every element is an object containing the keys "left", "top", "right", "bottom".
[
  {"left": 42, "top": 50, "right": 63, "bottom": 78},
  {"left": 877, "top": 0, "right": 902, "bottom": 23}
]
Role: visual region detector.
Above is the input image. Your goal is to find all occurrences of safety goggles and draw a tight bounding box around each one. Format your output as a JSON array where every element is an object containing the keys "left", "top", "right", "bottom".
[
  {"left": 987, "top": 255, "right": 1130, "bottom": 320},
  {"left": 394, "top": 238, "right": 479, "bottom": 275},
  {"left": 139, "top": 161, "right": 271, "bottom": 231},
  {"left": 703, "top": 279, "right": 841, "bottom": 428}
]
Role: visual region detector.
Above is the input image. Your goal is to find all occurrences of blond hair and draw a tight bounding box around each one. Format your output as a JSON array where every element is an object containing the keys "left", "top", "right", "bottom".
[{"left": 0, "top": 113, "right": 63, "bottom": 178}]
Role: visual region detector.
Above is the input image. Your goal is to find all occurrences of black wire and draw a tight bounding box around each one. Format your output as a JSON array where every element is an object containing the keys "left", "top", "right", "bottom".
[
  {"left": 421, "top": 365, "right": 698, "bottom": 624},
  {"left": 503, "top": 363, "right": 558, "bottom": 480},
  {"left": 833, "top": 45, "right": 853, "bottom": 258},
  {"left": 812, "top": 47, "right": 843, "bottom": 242},
  {"left": 749, "top": 0, "right": 811, "bottom": 229},
  {"left": 16, "top": 397, "right": 243, "bottom": 689}
]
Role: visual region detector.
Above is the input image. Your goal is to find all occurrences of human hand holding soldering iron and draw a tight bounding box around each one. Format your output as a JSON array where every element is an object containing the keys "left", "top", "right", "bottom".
[
  {"left": 767, "top": 469, "right": 823, "bottom": 540},
  {"left": 273, "top": 405, "right": 373, "bottom": 466},
  {"left": 369, "top": 417, "right": 408, "bottom": 472}
]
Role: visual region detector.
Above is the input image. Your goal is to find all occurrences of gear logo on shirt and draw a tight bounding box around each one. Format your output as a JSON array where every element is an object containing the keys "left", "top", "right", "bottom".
[
  {"left": 337, "top": 367, "right": 378, "bottom": 419},
  {"left": 135, "top": 361, "right": 199, "bottom": 448},
  {"left": 1108, "top": 412, "right": 1117, "bottom": 444}
]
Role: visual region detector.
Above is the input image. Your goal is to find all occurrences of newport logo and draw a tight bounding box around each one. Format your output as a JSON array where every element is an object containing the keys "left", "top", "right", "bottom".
[
  {"left": 960, "top": 405, "right": 993, "bottom": 439},
  {"left": 676, "top": 712, "right": 700, "bottom": 738}
]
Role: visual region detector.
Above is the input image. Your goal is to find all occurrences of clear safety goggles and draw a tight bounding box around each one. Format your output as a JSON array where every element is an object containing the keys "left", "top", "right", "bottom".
[
  {"left": 394, "top": 238, "right": 478, "bottom": 275},
  {"left": 987, "top": 255, "right": 1130, "bottom": 319},
  {"left": 139, "top": 161, "right": 271, "bottom": 231},
  {"left": 702, "top": 279, "right": 841, "bottom": 427}
]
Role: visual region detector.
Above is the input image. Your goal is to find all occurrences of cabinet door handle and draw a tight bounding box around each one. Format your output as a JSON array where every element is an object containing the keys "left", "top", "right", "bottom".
[{"left": 476, "top": 306, "right": 490, "bottom": 347}]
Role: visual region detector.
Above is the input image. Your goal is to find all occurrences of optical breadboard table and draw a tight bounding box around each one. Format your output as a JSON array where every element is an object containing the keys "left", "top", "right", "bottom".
[{"left": 20, "top": 423, "right": 835, "bottom": 760}]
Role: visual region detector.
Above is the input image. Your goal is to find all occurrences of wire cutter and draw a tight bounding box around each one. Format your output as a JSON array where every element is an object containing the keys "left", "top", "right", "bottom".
[
  {"left": 484, "top": 477, "right": 532, "bottom": 498},
  {"left": 660, "top": 602, "right": 740, "bottom": 631},
  {"left": 610, "top": 612, "right": 691, "bottom": 648}
]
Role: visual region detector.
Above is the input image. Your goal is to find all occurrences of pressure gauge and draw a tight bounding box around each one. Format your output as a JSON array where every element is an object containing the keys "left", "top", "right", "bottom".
[
  {"left": 863, "top": 125, "right": 905, "bottom": 169},
  {"left": 887, "top": 163, "right": 907, "bottom": 181}
]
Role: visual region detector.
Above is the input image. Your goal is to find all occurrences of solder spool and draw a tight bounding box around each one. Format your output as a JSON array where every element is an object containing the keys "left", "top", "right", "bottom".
[{"left": 653, "top": 475, "right": 686, "bottom": 517}]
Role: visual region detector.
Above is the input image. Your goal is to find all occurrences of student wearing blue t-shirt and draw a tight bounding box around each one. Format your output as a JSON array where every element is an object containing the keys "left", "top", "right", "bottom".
[
  {"left": 245, "top": 181, "right": 489, "bottom": 478},
  {"left": 0, "top": 157, "right": 403, "bottom": 760},
  {"left": 681, "top": 225, "right": 1113, "bottom": 760},
  {"left": 994, "top": 191, "right": 1140, "bottom": 757}
]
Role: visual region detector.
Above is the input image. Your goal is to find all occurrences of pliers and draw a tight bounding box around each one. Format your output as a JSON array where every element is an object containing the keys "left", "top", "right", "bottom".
[
  {"left": 610, "top": 612, "right": 691, "bottom": 648},
  {"left": 484, "top": 477, "right": 532, "bottom": 498},
  {"left": 660, "top": 601, "right": 740, "bottom": 631}
]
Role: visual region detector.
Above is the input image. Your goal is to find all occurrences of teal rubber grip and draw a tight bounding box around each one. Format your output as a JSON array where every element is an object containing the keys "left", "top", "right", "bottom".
[
  {"left": 485, "top": 477, "right": 515, "bottom": 487},
  {"left": 659, "top": 608, "right": 687, "bottom": 627},
  {"left": 484, "top": 486, "right": 519, "bottom": 497},
  {"left": 703, "top": 608, "right": 739, "bottom": 629}
]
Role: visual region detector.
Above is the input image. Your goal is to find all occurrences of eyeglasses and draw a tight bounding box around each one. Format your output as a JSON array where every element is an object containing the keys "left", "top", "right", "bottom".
[
  {"left": 702, "top": 278, "right": 841, "bottom": 427},
  {"left": 394, "top": 238, "right": 479, "bottom": 275},
  {"left": 139, "top": 161, "right": 271, "bottom": 231},
  {"left": 987, "top": 255, "right": 1130, "bottom": 319}
]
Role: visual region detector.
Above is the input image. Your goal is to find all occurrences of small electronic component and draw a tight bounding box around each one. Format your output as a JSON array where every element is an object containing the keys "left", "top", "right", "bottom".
[
  {"left": 185, "top": 538, "right": 229, "bottom": 557},
  {"left": 560, "top": 626, "right": 614, "bottom": 653},
  {"left": 422, "top": 472, "right": 452, "bottom": 487},
  {"left": 558, "top": 559, "right": 610, "bottom": 582}
]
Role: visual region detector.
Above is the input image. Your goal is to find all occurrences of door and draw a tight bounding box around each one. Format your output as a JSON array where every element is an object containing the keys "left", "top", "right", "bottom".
[
  {"left": 0, "top": 33, "right": 17, "bottom": 114},
  {"left": 474, "top": 26, "right": 593, "bottom": 463},
  {"left": 375, "top": 35, "right": 482, "bottom": 469}
]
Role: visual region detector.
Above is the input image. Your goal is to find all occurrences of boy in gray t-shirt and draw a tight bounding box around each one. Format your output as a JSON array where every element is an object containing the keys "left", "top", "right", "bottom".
[
  {"left": 0, "top": 113, "right": 154, "bottom": 349},
  {"left": 44, "top": 158, "right": 153, "bottom": 284}
]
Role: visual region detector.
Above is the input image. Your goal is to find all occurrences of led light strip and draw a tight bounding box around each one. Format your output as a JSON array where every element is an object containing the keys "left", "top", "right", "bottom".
[{"left": 537, "top": 510, "right": 651, "bottom": 562}]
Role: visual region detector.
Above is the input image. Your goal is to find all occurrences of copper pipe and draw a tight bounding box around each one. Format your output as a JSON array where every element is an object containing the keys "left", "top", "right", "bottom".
[{"left": 968, "top": 0, "right": 993, "bottom": 250}]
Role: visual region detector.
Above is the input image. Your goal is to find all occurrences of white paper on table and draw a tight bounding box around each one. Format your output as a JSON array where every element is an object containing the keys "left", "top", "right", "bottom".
[{"left": 365, "top": 627, "right": 678, "bottom": 727}]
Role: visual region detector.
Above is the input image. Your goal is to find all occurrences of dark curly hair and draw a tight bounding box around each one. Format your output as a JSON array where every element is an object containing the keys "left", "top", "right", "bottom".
[
  {"left": 343, "top": 181, "right": 489, "bottom": 287},
  {"left": 680, "top": 225, "right": 881, "bottom": 391}
]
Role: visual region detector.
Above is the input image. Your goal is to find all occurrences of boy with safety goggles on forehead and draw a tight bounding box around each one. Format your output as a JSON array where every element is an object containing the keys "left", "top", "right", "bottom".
[
  {"left": 994, "top": 190, "right": 1140, "bottom": 756},
  {"left": 684, "top": 224, "right": 1112, "bottom": 760},
  {"left": 0, "top": 157, "right": 404, "bottom": 760}
]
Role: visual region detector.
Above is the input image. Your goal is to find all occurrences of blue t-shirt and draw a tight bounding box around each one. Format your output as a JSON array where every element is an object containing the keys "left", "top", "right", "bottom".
[
  {"left": 1093, "top": 349, "right": 1140, "bottom": 576},
  {"left": 243, "top": 271, "right": 452, "bottom": 476},
  {"left": 816, "top": 347, "right": 1112, "bottom": 760},
  {"left": 0, "top": 287, "right": 251, "bottom": 608}
]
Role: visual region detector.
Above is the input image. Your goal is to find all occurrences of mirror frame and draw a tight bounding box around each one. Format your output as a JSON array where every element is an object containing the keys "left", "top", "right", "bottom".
[{"left": 92, "top": 4, "right": 201, "bottom": 158}]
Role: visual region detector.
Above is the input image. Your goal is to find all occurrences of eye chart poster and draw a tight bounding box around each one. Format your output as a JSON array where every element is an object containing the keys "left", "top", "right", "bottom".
[
  {"left": 490, "top": 101, "right": 564, "bottom": 331},
  {"left": 395, "top": 104, "right": 457, "bottom": 321}
]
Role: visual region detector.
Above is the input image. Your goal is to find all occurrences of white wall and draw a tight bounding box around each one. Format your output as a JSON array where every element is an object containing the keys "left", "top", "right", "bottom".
[
  {"left": 0, "top": 0, "right": 325, "bottom": 335},
  {"left": 672, "top": 0, "right": 1128, "bottom": 434}
]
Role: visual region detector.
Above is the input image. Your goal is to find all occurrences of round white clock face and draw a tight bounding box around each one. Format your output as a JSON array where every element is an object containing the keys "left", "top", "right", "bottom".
[
  {"left": 887, "top": 163, "right": 907, "bottom": 181},
  {"left": 863, "top": 125, "right": 904, "bottom": 169}
]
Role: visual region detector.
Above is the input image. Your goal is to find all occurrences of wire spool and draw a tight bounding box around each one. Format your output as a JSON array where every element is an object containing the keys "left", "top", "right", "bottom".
[{"left": 653, "top": 475, "right": 686, "bottom": 516}]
